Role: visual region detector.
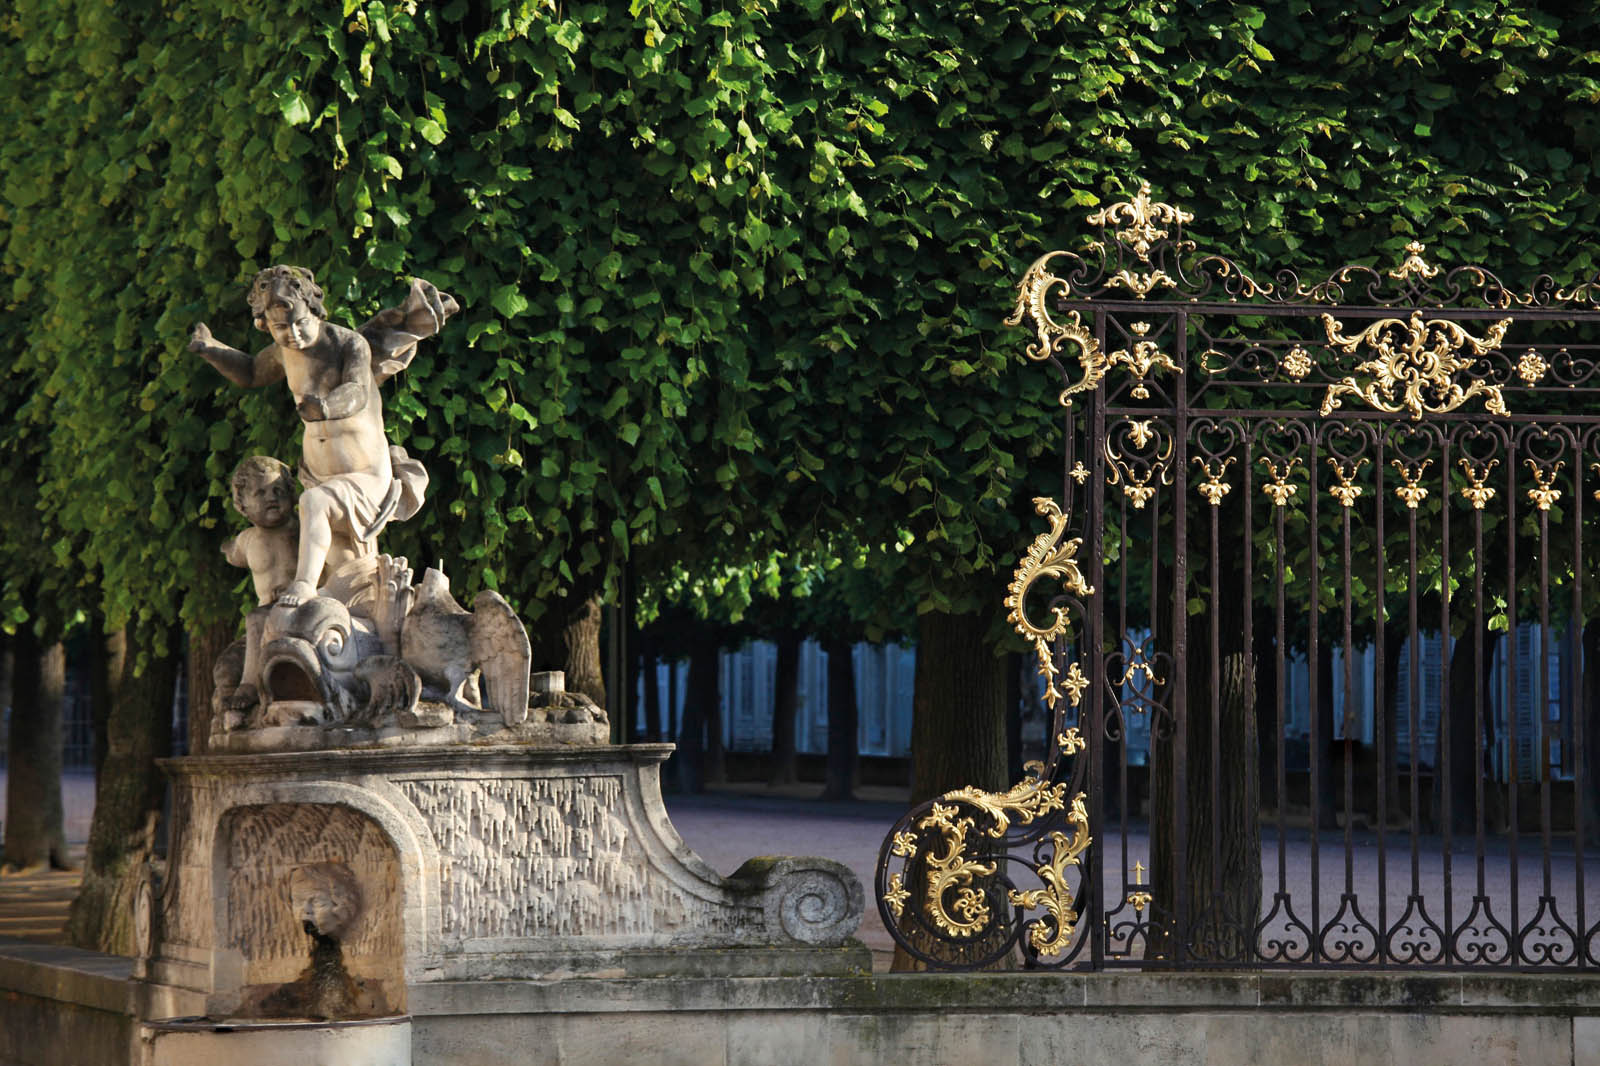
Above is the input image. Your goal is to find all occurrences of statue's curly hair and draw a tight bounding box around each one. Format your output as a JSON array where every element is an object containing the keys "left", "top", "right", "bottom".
[
  {"left": 230, "top": 454, "right": 293, "bottom": 515},
  {"left": 247, "top": 265, "right": 326, "bottom": 322}
]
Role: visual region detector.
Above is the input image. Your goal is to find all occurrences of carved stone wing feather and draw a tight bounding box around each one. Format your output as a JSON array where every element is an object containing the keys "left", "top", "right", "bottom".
[
  {"left": 358, "top": 278, "right": 462, "bottom": 385},
  {"left": 470, "top": 590, "right": 532, "bottom": 726}
]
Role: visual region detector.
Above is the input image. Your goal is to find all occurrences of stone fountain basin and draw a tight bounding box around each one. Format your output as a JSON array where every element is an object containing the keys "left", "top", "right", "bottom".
[{"left": 142, "top": 1014, "right": 410, "bottom": 1066}]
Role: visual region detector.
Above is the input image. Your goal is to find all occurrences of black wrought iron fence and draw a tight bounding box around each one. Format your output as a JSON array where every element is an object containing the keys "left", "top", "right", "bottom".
[{"left": 878, "top": 185, "right": 1600, "bottom": 971}]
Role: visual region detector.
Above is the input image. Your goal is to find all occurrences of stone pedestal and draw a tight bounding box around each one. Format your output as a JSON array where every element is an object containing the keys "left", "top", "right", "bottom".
[{"left": 140, "top": 745, "right": 866, "bottom": 1020}]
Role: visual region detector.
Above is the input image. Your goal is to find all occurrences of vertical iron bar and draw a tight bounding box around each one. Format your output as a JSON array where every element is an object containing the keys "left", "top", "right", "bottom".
[
  {"left": 1474, "top": 485, "right": 1488, "bottom": 915},
  {"left": 1172, "top": 316, "right": 1190, "bottom": 968},
  {"left": 1575, "top": 446, "right": 1587, "bottom": 968},
  {"left": 1538, "top": 495, "right": 1553, "bottom": 902},
  {"left": 1407, "top": 481, "right": 1422, "bottom": 903},
  {"left": 1088, "top": 310, "right": 1108, "bottom": 971},
  {"left": 1341, "top": 471, "right": 1357, "bottom": 913},
  {"left": 1506, "top": 442, "right": 1521, "bottom": 962},
  {"left": 1375, "top": 431, "right": 1389, "bottom": 964},
  {"left": 1308, "top": 433, "right": 1322, "bottom": 961},
  {"left": 1210, "top": 476, "right": 1222, "bottom": 906},
  {"left": 1439, "top": 438, "right": 1454, "bottom": 962}
]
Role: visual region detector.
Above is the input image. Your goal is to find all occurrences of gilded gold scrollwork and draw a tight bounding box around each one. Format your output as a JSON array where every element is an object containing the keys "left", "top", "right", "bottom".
[
  {"left": 1459, "top": 458, "right": 1498, "bottom": 510},
  {"left": 1005, "top": 795, "right": 1092, "bottom": 957},
  {"left": 1106, "top": 427, "right": 1173, "bottom": 511},
  {"left": 1006, "top": 252, "right": 1107, "bottom": 407},
  {"left": 1005, "top": 497, "right": 1093, "bottom": 712},
  {"left": 1319, "top": 311, "right": 1512, "bottom": 420}
]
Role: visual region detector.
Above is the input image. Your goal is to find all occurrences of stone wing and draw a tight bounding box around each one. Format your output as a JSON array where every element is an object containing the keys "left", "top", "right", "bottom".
[
  {"left": 358, "top": 277, "right": 461, "bottom": 385},
  {"left": 470, "top": 590, "right": 531, "bottom": 725}
]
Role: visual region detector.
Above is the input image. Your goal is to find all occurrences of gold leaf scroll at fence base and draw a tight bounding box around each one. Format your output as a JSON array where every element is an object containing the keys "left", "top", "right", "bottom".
[
  {"left": 1005, "top": 794, "right": 1092, "bottom": 957},
  {"left": 1005, "top": 497, "right": 1093, "bottom": 711},
  {"left": 1319, "top": 311, "right": 1513, "bottom": 420}
]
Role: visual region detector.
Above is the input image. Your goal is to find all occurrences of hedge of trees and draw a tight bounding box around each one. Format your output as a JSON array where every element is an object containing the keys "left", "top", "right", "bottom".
[{"left": 4, "top": 0, "right": 1599, "bottom": 950}]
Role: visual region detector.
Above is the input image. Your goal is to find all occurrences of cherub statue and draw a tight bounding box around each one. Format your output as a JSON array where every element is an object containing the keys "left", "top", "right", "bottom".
[
  {"left": 190, "top": 266, "right": 455, "bottom": 606},
  {"left": 223, "top": 455, "right": 298, "bottom": 606},
  {"left": 220, "top": 455, "right": 298, "bottom": 720}
]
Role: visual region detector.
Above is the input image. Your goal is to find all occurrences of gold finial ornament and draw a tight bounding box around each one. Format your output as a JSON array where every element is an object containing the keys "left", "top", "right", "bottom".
[
  {"left": 1087, "top": 181, "right": 1194, "bottom": 261},
  {"left": 1260, "top": 457, "right": 1301, "bottom": 508},
  {"left": 1194, "top": 456, "right": 1235, "bottom": 507},
  {"left": 1327, "top": 457, "right": 1368, "bottom": 509},
  {"left": 1320, "top": 311, "right": 1513, "bottom": 420},
  {"left": 1392, "top": 459, "right": 1432, "bottom": 510},
  {"left": 1388, "top": 240, "right": 1441, "bottom": 283},
  {"left": 1458, "top": 458, "right": 1498, "bottom": 510},
  {"left": 1126, "top": 860, "right": 1153, "bottom": 915},
  {"left": 1526, "top": 460, "right": 1564, "bottom": 513}
]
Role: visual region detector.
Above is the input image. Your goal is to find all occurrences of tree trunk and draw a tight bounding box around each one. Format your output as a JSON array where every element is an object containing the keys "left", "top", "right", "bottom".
[
  {"left": 1581, "top": 621, "right": 1600, "bottom": 845},
  {"left": 769, "top": 631, "right": 801, "bottom": 786},
  {"left": 3, "top": 631, "right": 70, "bottom": 872},
  {"left": 891, "top": 609, "right": 1011, "bottom": 971},
  {"left": 820, "top": 636, "right": 859, "bottom": 801},
  {"left": 1151, "top": 499, "right": 1260, "bottom": 964},
  {"left": 1315, "top": 639, "right": 1338, "bottom": 829},
  {"left": 1378, "top": 620, "right": 1405, "bottom": 826},
  {"left": 640, "top": 632, "right": 662, "bottom": 742},
  {"left": 66, "top": 624, "right": 178, "bottom": 954},
  {"left": 908, "top": 610, "right": 1008, "bottom": 805},
  {"left": 675, "top": 640, "right": 720, "bottom": 794},
  {"left": 1439, "top": 623, "right": 1495, "bottom": 835},
  {"left": 184, "top": 620, "right": 233, "bottom": 757},
  {"left": 1254, "top": 612, "right": 1279, "bottom": 811},
  {"left": 530, "top": 588, "right": 606, "bottom": 709}
]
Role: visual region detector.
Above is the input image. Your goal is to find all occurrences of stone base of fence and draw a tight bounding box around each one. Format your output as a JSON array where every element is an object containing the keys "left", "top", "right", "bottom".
[{"left": 4, "top": 935, "right": 1598, "bottom": 1066}]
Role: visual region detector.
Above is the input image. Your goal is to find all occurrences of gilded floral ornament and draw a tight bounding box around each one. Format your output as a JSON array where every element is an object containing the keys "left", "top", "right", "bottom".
[
  {"left": 1087, "top": 181, "right": 1193, "bottom": 261},
  {"left": 1282, "top": 345, "right": 1313, "bottom": 381},
  {"left": 1006, "top": 252, "right": 1107, "bottom": 407},
  {"left": 1319, "top": 312, "right": 1513, "bottom": 420},
  {"left": 1526, "top": 460, "right": 1563, "bottom": 513},
  {"left": 1260, "top": 457, "right": 1300, "bottom": 508},
  {"left": 1516, "top": 349, "right": 1549, "bottom": 386},
  {"left": 1109, "top": 323, "right": 1182, "bottom": 398},
  {"left": 1058, "top": 726, "right": 1087, "bottom": 755},
  {"left": 1069, "top": 461, "right": 1090, "bottom": 485},
  {"left": 1459, "top": 458, "right": 1498, "bottom": 510},
  {"left": 1327, "top": 458, "right": 1367, "bottom": 509},
  {"left": 1061, "top": 662, "right": 1089, "bottom": 708},
  {"left": 1392, "top": 459, "right": 1432, "bottom": 510},
  {"left": 1194, "top": 456, "right": 1235, "bottom": 507},
  {"left": 890, "top": 831, "right": 918, "bottom": 858},
  {"left": 883, "top": 874, "right": 909, "bottom": 919},
  {"left": 1388, "top": 240, "right": 1441, "bottom": 283},
  {"left": 1005, "top": 497, "right": 1093, "bottom": 712}
]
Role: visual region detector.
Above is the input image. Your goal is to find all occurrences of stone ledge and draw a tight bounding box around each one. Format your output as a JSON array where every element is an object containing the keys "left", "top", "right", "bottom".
[
  {"left": 0, "top": 936, "right": 135, "bottom": 1016},
  {"left": 408, "top": 969, "right": 1600, "bottom": 1018}
]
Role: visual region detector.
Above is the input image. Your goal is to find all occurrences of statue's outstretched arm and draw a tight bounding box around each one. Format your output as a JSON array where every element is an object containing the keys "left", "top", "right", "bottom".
[
  {"left": 358, "top": 278, "right": 460, "bottom": 385},
  {"left": 190, "top": 324, "right": 285, "bottom": 388}
]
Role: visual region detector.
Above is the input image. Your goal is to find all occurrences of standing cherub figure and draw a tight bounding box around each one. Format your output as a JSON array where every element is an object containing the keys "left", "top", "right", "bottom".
[{"left": 191, "top": 266, "right": 454, "bottom": 606}]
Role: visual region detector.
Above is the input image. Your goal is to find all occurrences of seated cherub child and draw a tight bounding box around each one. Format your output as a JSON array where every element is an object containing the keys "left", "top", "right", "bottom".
[
  {"left": 221, "top": 456, "right": 298, "bottom": 718},
  {"left": 224, "top": 455, "right": 299, "bottom": 603}
]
